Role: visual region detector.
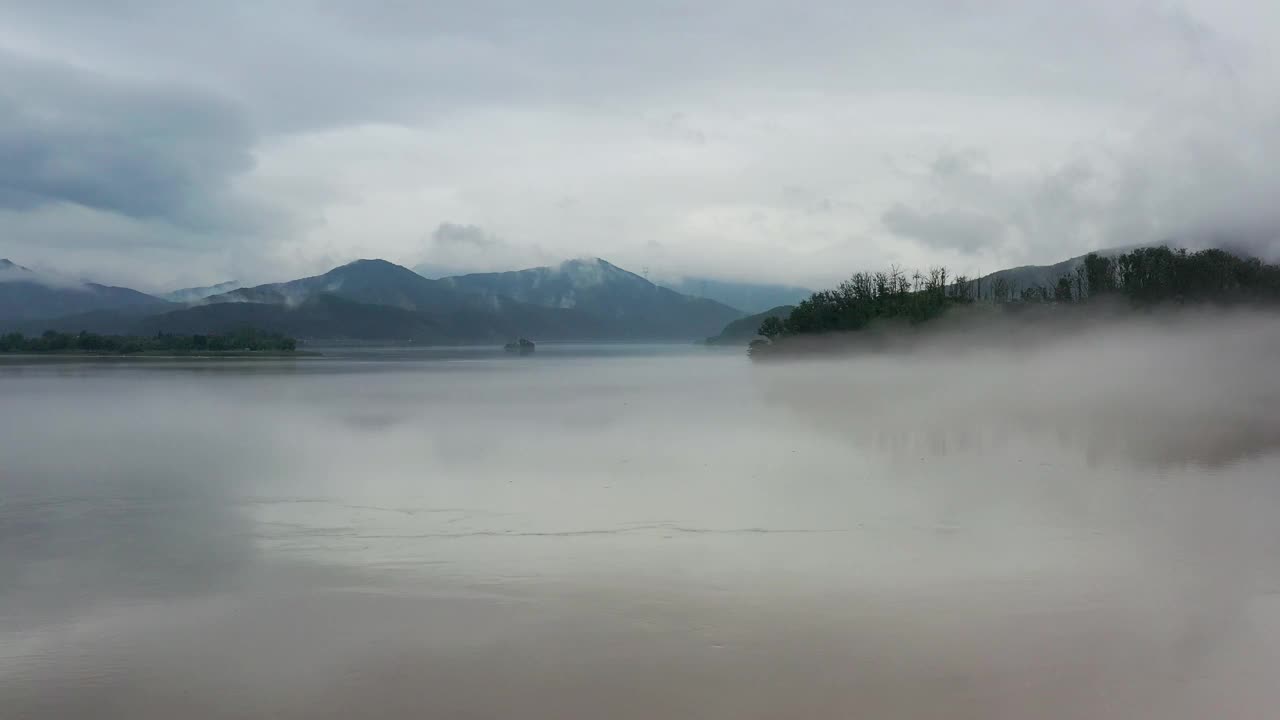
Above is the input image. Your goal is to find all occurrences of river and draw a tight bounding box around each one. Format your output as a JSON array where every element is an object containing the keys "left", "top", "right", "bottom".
[{"left": 4, "top": 328, "right": 1280, "bottom": 719}]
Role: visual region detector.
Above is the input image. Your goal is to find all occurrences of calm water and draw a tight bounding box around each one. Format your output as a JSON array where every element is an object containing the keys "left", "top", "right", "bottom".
[{"left": 4, "top": 331, "right": 1280, "bottom": 719}]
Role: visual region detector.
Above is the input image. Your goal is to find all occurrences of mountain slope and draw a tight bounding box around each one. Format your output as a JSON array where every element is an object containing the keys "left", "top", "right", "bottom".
[
  {"left": 661, "top": 277, "right": 811, "bottom": 314},
  {"left": 134, "top": 294, "right": 611, "bottom": 343},
  {"left": 191, "top": 259, "right": 614, "bottom": 342},
  {"left": 441, "top": 258, "right": 744, "bottom": 339},
  {"left": 706, "top": 305, "right": 796, "bottom": 345},
  {"left": 161, "top": 280, "right": 241, "bottom": 304},
  {"left": 973, "top": 246, "right": 1145, "bottom": 298},
  {"left": 0, "top": 259, "right": 171, "bottom": 328},
  {"left": 206, "top": 259, "right": 479, "bottom": 312},
  {"left": 140, "top": 294, "right": 457, "bottom": 341}
]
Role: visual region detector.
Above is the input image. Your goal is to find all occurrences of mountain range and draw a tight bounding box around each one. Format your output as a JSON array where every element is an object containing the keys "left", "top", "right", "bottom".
[
  {"left": 1, "top": 259, "right": 172, "bottom": 327},
  {"left": 438, "top": 259, "right": 741, "bottom": 339},
  {"left": 7, "top": 248, "right": 1200, "bottom": 346},
  {"left": 1, "top": 257, "right": 744, "bottom": 343}
]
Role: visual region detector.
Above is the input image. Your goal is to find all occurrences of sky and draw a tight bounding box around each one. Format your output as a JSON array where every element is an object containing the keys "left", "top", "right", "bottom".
[{"left": 0, "top": 0, "right": 1277, "bottom": 292}]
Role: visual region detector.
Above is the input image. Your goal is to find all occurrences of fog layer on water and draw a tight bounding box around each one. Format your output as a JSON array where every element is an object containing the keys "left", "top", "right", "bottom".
[{"left": 3, "top": 316, "right": 1280, "bottom": 720}]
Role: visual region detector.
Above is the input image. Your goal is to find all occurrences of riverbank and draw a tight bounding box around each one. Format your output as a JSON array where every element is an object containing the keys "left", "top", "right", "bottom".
[{"left": 0, "top": 349, "right": 320, "bottom": 359}]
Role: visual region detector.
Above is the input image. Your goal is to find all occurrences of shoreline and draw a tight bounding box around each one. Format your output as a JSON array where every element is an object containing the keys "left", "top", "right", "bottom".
[{"left": 0, "top": 350, "right": 321, "bottom": 359}]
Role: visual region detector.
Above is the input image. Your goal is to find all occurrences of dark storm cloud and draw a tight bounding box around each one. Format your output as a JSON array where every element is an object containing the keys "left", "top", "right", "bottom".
[{"left": 0, "top": 52, "right": 257, "bottom": 232}]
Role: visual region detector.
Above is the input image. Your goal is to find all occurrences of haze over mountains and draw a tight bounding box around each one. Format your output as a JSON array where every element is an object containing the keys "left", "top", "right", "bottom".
[
  {"left": 160, "top": 281, "right": 241, "bottom": 304},
  {"left": 1, "top": 257, "right": 745, "bottom": 343},
  {"left": 3, "top": 248, "right": 1230, "bottom": 345},
  {"left": 0, "top": 259, "right": 171, "bottom": 327},
  {"left": 705, "top": 305, "right": 796, "bottom": 345},
  {"left": 658, "top": 277, "right": 812, "bottom": 315},
  {"left": 439, "top": 259, "right": 742, "bottom": 340}
]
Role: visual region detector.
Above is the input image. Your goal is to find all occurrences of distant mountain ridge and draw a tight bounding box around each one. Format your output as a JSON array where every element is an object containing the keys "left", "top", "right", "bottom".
[
  {"left": 440, "top": 258, "right": 744, "bottom": 339},
  {"left": 660, "top": 277, "right": 812, "bottom": 314},
  {"left": 0, "top": 258, "right": 171, "bottom": 326},
  {"left": 15, "top": 249, "right": 1213, "bottom": 344},
  {"left": 141, "top": 294, "right": 610, "bottom": 343},
  {"left": 4, "top": 256, "right": 746, "bottom": 342},
  {"left": 206, "top": 260, "right": 482, "bottom": 311},
  {"left": 972, "top": 246, "right": 1145, "bottom": 298},
  {"left": 161, "top": 280, "right": 241, "bottom": 304},
  {"left": 706, "top": 305, "right": 795, "bottom": 345},
  {"left": 191, "top": 259, "right": 612, "bottom": 341}
]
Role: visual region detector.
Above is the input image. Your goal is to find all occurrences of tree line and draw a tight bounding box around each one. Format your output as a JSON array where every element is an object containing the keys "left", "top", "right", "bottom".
[
  {"left": 0, "top": 328, "right": 298, "bottom": 354},
  {"left": 758, "top": 266, "right": 963, "bottom": 340},
  {"left": 754, "top": 246, "right": 1280, "bottom": 354}
]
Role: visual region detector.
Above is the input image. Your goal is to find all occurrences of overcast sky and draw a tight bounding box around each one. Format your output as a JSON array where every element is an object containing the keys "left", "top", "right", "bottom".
[{"left": 1, "top": 1, "right": 1277, "bottom": 291}]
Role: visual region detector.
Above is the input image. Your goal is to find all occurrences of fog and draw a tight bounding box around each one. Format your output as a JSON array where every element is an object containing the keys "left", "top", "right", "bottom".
[{"left": 3, "top": 321, "right": 1280, "bottom": 719}]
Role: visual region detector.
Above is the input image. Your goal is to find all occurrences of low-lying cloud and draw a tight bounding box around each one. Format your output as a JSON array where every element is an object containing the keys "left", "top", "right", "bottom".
[
  {"left": 415, "top": 222, "right": 554, "bottom": 277},
  {"left": 762, "top": 307, "right": 1280, "bottom": 468}
]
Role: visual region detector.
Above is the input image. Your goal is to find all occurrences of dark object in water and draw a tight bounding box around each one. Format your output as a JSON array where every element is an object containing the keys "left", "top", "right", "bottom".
[{"left": 504, "top": 338, "right": 536, "bottom": 354}]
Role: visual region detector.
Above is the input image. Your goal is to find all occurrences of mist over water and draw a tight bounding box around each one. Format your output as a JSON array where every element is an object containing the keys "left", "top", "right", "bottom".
[{"left": 4, "top": 322, "right": 1280, "bottom": 719}]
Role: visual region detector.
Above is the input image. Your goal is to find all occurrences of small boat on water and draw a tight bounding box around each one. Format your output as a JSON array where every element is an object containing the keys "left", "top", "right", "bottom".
[{"left": 504, "top": 338, "right": 536, "bottom": 354}]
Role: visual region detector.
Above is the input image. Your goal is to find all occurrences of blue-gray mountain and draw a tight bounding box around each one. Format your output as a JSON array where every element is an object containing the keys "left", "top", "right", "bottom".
[
  {"left": 2, "top": 257, "right": 743, "bottom": 342},
  {"left": 207, "top": 259, "right": 483, "bottom": 312},
  {"left": 659, "top": 277, "right": 812, "bottom": 315},
  {"left": 161, "top": 259, "right": 613, "bottom": 342},
  {"left": 705, "top": 305, "right": 796, "bottom": 345},
  {"left": 438, "top": 259, "right": 744, "bottom": 339},
  {"left": 0, "top": 259, "right": 171, "bottom": 326},
  {"left": 967, "top": 249, "right": 1132, "bottom": 299},
  {"left": 160, "top": 280, "right": 241, "bottom": 303}
]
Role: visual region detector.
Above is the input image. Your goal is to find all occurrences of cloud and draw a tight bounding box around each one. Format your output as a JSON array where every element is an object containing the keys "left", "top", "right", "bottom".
[
  {"left": 0, "top": 255, "right": 92, "bottom": 289},
  {"left": 882, "top": 205, "right": 1006, "bottom": 255},
  {"left": 432, "top": 223, "right": 500, "bottom": 251},
  {"left": 0, "top": 1, "right": 1278, "bottom": 288},
  {"left": 0, "top": 52, "right": 262, "bottom": 232},
  {"left": 0, "top": 50, "right": 298, "bottom": 289},
  {"left": 879, "top": 92, "right": 1280, "bottom": 269},
  {"left": 415, "top": 223, "right": 554, "bottom": 277}
]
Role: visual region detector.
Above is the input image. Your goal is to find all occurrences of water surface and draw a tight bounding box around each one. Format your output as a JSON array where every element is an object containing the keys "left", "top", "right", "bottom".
[{"left": 4, "top": 333, "right": 1280, "bottom": 719}]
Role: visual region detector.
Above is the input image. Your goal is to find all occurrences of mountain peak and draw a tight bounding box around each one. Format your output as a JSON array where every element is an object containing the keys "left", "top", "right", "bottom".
[
  {"left": 332, "top": 258, "right": 422, "bottom": 278},
  {"left": 343, "top": 258, "right": 400, "bottom": 268},
  {"left": 440, "top": 258, "right": 743, "bottom": 338},
  {"left": 552, "top": 257, "right": 635, "bottom": 288},
  {"left": 202, "top": 257, "right": 471, "bottom": 313},
  {"left": 557, "top": 257, "right": 645, "bottom": 284},
  {"left": 562, "top": 256, "right": 611, "bottom": 267}
]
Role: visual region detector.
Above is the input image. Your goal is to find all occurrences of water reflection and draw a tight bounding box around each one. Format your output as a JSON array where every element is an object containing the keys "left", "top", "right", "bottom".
[{"left": 3, "top": 336, "right": 1280, "bottom": 719}]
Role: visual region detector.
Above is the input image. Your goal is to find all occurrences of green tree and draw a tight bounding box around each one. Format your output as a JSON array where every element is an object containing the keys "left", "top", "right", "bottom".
[
  {"left": 1083, "top": 253, "right": 1117, "bottom": 298},
  {"left": 758, "top": 316, "right": 785, "bottom": 339},
  {"left": 1054, "top": 276, "right": 1074, "bottom": 303}
]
